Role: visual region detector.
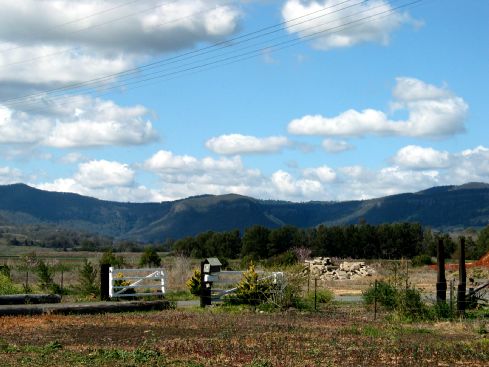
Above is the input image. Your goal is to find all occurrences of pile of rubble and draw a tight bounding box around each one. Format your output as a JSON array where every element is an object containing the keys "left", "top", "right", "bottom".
[{"left": 304, "top": 257, "right": 376, "bottom": 280}]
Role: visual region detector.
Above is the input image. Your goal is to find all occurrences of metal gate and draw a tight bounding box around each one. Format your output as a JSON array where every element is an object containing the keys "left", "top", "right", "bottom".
[{"left": 109, "top": 267, "right": 165, "bottom": 298}]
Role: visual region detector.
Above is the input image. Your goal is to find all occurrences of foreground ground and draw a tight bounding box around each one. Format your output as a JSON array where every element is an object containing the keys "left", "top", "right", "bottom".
[{"left": 0, "top": 304, "right": 488, "bottom": 367}]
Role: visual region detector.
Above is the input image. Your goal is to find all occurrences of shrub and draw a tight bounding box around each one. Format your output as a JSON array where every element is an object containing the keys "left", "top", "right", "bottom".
[
  {"left": 411, "top": 254, "right": 434, "bottom": 267},
  {"left": 36, "top": 260, "right": 61, "bottom": 294},
  {"left": 226, "top": 262, "right": 273, "bottom": 306},
  {"left": 99, "top": 250, "right": 125, "bottom": 268},
  {"left": 186, "top": 269, "right": 202, "bottom": 296},
  {"left": 0, "top": 273, "right": 20, "bottom": 295},
  {"left": 264, "top": 251, "right": 298, "bottom": 268},
  {"left": 363, "top": 280, "right": 427, "bottom": 319},
  {"left": 78, "top": 259, "right": 99, "bottom": 296},
  {"left": 139, "top": 247, "right": 161, "bottom": 268}
]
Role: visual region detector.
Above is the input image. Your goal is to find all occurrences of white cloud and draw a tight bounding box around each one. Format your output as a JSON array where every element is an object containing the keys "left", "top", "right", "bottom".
[
  {"left": 271, "top": 170, "right": 324, "bottom": 199},
  {"left": 303, "top": 165, "right": 336, "bottom": 183},
  {"left": 0, "top": 0, "right": 241, "bottom": 98},
  {"left": 392, "top": 145, "right": 450, "bottom": 169},
  {"left": 205, "top": 134, "right": 289, "bottom": 155},
  {"left": 74, "top": 160, "right": 135, "bottom": 189},
  {"left": 322, "top": 138, "right": 354, "bottom": 153},
  {"left": 0, "top": 166, "right": 24, "bottom": 184},
  {"left": 288, "top": 77, "right": 468, "bottom": 139},
  {"left": 59, "top": 152, "right": 87, "bottom": 164},
  {"left": 282, "top": 0, "right": 411, "bottom": 50},
  {"left": 0, "top": 95, "right": 158, "bottom": 147},
  {"left": 0, "top": 1, "right": 240, "bottom": 54}
]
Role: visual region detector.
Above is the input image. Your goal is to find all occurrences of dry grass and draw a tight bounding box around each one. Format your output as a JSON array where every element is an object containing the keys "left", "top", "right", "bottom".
[{"left": 0, "top": 305, "right": 488, "bottom": 366}]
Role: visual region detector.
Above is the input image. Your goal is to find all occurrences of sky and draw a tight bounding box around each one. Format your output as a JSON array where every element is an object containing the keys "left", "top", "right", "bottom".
[{"left": 0, "top": 0, "right": 488, "bottom": 203}]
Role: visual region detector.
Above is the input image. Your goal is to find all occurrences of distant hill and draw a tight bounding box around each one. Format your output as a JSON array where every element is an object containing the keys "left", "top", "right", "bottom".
[{"left": 0, "top": 183, "right": 488, "bottom": 242}]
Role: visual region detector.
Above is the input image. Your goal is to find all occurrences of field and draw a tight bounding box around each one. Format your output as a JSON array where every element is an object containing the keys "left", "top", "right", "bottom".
[
  {"left": 1, "top": 246, "right": 489, "bottom": 366},
  {"left": 1, "top": 304, "right": 488, "bottom": 366}
]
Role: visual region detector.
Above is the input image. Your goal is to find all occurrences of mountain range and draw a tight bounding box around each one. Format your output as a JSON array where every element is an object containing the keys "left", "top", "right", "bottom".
[{"left": 1, "top": 182, "right": 488, "bottom": 243}]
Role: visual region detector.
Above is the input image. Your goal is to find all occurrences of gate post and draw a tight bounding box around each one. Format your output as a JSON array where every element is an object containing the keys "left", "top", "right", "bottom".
[
  {"left": 100, "top": 264, "right": 110, "bottom": 301},
  {"left": 200, "top": 261, "right": 211, "bottom": 307},
  {"left": 457, "top": 237, "right": 466, "bottom": 315},
  {"left": 436, "top": 238, "right": 447, "bottom": 303}
]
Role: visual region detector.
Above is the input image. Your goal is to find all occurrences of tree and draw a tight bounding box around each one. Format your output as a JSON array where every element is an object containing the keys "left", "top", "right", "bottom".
[
  {"left": 241, "top": 225, "right": 270, "bottom": 259},
  {"left": 139, "top": 247, "right": 161, "bottom": 267},
  {"left": 78, "top": 259, "right": 99, "bottom": 297},
  {"left": 99, "top": 249, "right": 125, "bottom": 268},
  {"left": 476, "top": 225, "right": 489, "bottom": 259}
]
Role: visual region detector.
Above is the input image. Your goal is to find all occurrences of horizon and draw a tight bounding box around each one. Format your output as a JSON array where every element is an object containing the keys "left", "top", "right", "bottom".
[
  {"left": 3, "top": 180, "right": 489, "bottom": 204},
  {"left": 0, "top": 1, "right": 488, "bottom": 203}
]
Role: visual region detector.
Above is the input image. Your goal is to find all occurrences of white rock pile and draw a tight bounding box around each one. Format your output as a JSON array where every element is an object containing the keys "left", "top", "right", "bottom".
[{"left": 304, "top": 257, "right": 376, "bottom": 280}]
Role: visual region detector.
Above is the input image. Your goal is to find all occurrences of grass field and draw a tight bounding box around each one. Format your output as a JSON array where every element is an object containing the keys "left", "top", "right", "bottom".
[{"left": 0, "top": 304, "right": 488, "bottom": 366}]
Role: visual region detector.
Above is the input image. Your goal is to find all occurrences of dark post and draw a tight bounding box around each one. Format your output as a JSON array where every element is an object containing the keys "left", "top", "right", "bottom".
[
  {"left": 314, "top": 278, "right": 317, "bottom": 311},
  {"left": 200, "top": 261, "right": 212, "bottom": 308},
  {"left": 200, "top": 261, "right": 206, "bottom": 308},
  {"left": 457, "top": 237, "right": 466, "bottom": 315},
  {"left": 374, "top": 279, "right": 378, "bottom": 320},
  {"left": 100, "top": 264, "right": 110, "bottom": 301},
  {"left": 436, "top": 238, "right": 447, "bottom": 303}
]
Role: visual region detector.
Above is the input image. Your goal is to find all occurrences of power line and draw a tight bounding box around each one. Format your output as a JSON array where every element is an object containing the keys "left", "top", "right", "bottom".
[
  {"left": 0, "top": 0, "right": 360, "bottom": 105},
  {"left": 0, "top": 0, "right": 182, "bottom": 54},
  {"left": 2, "top": 0, "right": 423, "bottom": 111}
]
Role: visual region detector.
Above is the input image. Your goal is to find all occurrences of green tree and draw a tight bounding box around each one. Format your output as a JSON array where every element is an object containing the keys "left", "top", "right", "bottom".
[
  {"left": 476, "top": 225, "right": 489, "bottom": 259},
  {"left": 99, "top": 249, "right": 125, "bottom": 268},
  {"left": 78, "top": 259, "right": 99, "bottom": 297},
  {"left": 241, "top": 225, "right": 270, "bottom": 259},
  {"left": 139, "top": 247, "right": 161, "bottom": 267}
]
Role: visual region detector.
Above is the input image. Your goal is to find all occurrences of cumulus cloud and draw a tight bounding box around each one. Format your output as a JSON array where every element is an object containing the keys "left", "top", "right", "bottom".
[
  {"left": 322, "top": 139, "right": 354, "bottom": 153},
  {"left": 271, "top": 170, "right": 325, "bottom": 199},
  {"left": 36, "top": 159, "right": 165, "bottom": 202},
  {"left": 303, "top": 165, "right": 336, "bottom": 182},
  {"left": 0, "top": 0, "right": 241, "bottom": 98},
  {"left": 0, "top": 0, "right": 240, "bottom": 54},
  {"left": 391, "top": 145, "right": 450, "bottom": 169},
  {"left": 0, "top": 166, "right": 24, "bottom": 184},
  {"left": 74, "top": 160, "right": 135, "bottom": 189},
  {"left": 282, "top": 0, "right": 411, "bottom": 50},
  {"left": 288, "top": 77, "right": 468, "bottom": 139},
  {"left": 205, "top": 134, "right": 289, "bottom": 155},
  {"left": 0, "top": 95, "right": 158, "bottom": 147}
]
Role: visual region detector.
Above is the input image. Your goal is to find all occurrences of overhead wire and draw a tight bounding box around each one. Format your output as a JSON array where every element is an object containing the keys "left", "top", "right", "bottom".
[
  {"left": 2, "top": 0, "right": 423, "bottom": 112},
  {"left": 0, "top": 0, "right": 362, "bottom": 105},
  {"left": 0, "top": 0, "right": 183, "bottom": 55}
]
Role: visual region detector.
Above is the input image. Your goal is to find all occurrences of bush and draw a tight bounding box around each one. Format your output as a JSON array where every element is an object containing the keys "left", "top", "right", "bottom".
[
  {"left": 78, "top": 259, "right": 99, "bottom": 297},
  {"left": 264, "top": 251, "right": 298, "bottom": 268},
  {"left": 36, "top": 260, "right": 61, "bottom": 294},
  {"left": 363, "top": 280, "right": 398, "bottom": 310},
  {"left": 225, "top": 262, "right": 273, "bottom": 306},
  {"left": 411, "top": 254, "right": 433, "bottom": 267},
  {"left": 139, "top": 247, "right": 161, "bottom": 268},
  {"left": 186, "top": 269, "right": 202, "bottom": 296},
  {"left": 99, "top": 250, "right": 125, "bottom": 268},
  {"left": 0, "top": 273, "right": 20, "bottom": 295},
  {"left": 363, "top": 280, "right": 427, "bottom": 319}
]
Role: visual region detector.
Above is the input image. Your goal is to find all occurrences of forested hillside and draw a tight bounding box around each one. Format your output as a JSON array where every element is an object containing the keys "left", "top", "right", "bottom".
[{"left": 0, "top": 182, "right": 488, "bottom": 243}]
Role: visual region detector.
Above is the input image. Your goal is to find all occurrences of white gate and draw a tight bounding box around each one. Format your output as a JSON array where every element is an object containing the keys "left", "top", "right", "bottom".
[{"left": 109, "top": 267, "right": 165, "bottom": 298}]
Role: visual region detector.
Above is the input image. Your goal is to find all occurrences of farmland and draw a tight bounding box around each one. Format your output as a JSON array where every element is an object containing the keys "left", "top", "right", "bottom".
[{"left": 1, "top": 304, "right": 488, "bottom": 366}]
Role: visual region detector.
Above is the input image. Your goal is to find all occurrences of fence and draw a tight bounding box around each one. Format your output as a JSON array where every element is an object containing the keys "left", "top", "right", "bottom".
[
  {"left": 109, "top": 267, "right": 165, "bottom": 298},
  {"left": 204, "top": 270, "right": 286, "bottom": 304}
]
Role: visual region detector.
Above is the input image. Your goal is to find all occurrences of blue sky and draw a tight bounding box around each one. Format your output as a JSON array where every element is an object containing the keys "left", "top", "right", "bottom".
[{"left": 0, "top": 0, "right": 488, "bottom": 202}]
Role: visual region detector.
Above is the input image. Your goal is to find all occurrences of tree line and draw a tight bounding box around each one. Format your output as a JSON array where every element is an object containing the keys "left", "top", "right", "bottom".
[{"left": 172, "top": 223, "right": 489, "bottom": 261}]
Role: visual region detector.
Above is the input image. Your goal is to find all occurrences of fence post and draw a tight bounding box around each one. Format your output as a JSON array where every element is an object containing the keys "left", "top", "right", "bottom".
[
  {"left": 314, "top": 278, "right": 317, "bottom": 311},
  {"left": 457, "top": 237, "right": 466, "bottom": 316},
  {"left": 100, "top": 264, "right": 110, "bottom": 301},
  {"left": 374, "top": 279, "right": 378, "bottom": 320},
  {"left": 436, "top": 238, "right": 447, "bottom": 303}
]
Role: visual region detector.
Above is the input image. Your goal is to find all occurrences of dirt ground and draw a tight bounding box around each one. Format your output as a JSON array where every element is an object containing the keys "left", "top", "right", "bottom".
[{"left": 0, "top": 304, "right": 488, "bottom": 367}]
